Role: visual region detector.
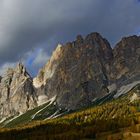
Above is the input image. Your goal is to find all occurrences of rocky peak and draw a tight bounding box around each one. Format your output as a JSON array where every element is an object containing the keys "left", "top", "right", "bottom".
[
  {"left": 76, "top": 35, "right": 83, "bottom": 41},
  {"left": 85, "top": 32, "right": 103, "bottom": 42},
  {"left": 75, "top": 33, "right": 113, "bottom": 62},
  {"left": 14, "top": 62, "right": 30, "bottom": 78},
  {"left": 33, "top": 44, "right": 64, "bottom": 88},
  {"left": 114, "top": 35, "right": 140, "bottom": 55},
  {"left": 51, "top": 44, "right": 63, "bottom": 60},
  {"left": 0, "top": 63, "right": 37, "bottom": 119},
  {"left": 114, "top": 35, "right": 140, "bottom": 60},
  {"left": 16, "top": 62, "right": 25, "bottom": 72},
  {"left": 34, "top": 32, "right": 113, "bottom": 109},
  {"left": 75, "top": 35, "right": 84, "bottom": 45},
  {"left": 109, "top": 35, "right": 140, "bottom": 85},
  {"left": 1, "top": 32, "right": 140, "bottom": 119},
  {"left": 120, "top": 35, "right": 140, "bottom": 45},
  {"left": 15, "top": 62, "right": 26, "bottom": 74}
]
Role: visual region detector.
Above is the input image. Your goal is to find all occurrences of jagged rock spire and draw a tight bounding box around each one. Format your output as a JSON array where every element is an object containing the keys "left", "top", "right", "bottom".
[{"left": 0, "top": 62, "right": 37, "bottom": 119}]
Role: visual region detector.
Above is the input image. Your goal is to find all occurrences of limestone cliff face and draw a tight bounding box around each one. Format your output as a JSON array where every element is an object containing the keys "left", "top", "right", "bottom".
[
  {"left": 109, "top": 35, "right": 140, "bottom": 86},
  {"left": 0, "top": 63, "right": 37, "bottom": 119},
  {"left": 33, "top": 44, "right": 64, "bottom": 88},
  {"left": 34, "top": 33, "right": 140, "bottom": 109},
  {"left": 34, "top": 33, "right": 113, "bottom": 109},
  {"left": 0, "top": 32, "right": 140, "bottom": 118}
]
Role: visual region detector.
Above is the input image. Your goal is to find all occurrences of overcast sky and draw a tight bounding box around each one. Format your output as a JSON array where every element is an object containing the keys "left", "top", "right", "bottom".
[{"left": 0, "top": 0, "right": 140, "bottom": 76}]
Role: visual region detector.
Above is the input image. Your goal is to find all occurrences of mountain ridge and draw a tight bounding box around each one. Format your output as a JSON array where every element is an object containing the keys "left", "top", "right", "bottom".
[{"left": 0, "top": 32, "right": 140, "bottom": 120}]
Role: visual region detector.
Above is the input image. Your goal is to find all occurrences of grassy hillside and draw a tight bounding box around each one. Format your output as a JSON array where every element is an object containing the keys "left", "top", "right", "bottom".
[
  {"left": 0, "top": 84, "right": 140, "bottom": 140},
  {"left": 0, "top": 97, "right": 67, "bottom": 128}
]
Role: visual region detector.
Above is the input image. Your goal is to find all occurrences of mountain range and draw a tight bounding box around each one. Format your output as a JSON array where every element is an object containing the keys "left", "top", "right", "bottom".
[{"left": 0, "top": 32, "right": 140, "bottom": 139}]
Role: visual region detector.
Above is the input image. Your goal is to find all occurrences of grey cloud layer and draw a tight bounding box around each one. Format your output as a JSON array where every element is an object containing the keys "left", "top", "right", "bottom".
[{"left": 0, "top": 0, "right": 140, "bottom": 71}]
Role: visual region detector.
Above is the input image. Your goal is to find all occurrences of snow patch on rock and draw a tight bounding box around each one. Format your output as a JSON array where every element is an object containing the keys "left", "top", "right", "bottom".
[
  {"left": 32, "top": 96, "right": 56, "bottom": 120},
  {"left": 37, "top": 95, "right": 48, "bottom": 106},
  {"left": 114, "top": 81, "right": 140, "bottom": 98}
]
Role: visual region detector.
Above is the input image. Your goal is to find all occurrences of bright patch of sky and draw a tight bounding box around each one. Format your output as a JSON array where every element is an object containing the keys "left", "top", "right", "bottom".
[{"left": 24, "top": 48, "right": 50, "bottom": 76}]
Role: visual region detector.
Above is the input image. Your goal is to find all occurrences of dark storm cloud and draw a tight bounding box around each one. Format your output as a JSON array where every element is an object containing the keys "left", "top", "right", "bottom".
[
  {"left": 0, "top": 0, "right": 93, "bottom": 63},
  {"left": 0, "top": 0, "right": 140, "bottom": 74}
]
